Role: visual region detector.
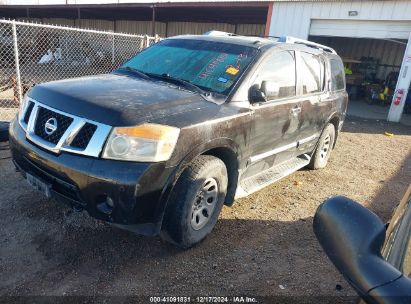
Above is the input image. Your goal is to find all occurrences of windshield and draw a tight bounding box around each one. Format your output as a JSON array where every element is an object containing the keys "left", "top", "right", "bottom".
[{"left": 119, "top": 38, "right": 259, "bottom": 95}]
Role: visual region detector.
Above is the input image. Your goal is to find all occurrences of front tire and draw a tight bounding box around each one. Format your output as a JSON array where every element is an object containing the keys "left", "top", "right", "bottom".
[
  {"left": 308, "top": 124, "right": 336, "bottom": 170},
  {"left": 161, "top": 155, "right": 228, "bottom": 248}
]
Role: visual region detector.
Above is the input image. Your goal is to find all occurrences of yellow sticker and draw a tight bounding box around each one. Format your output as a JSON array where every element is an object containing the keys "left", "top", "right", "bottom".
[{"left": 226, "top": 67, "right": 239, "bottom": 75}]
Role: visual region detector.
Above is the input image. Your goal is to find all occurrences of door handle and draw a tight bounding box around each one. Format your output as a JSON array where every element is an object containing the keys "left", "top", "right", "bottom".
[{"left": 291, "top": 107, "right": 301, "bottom": 115}]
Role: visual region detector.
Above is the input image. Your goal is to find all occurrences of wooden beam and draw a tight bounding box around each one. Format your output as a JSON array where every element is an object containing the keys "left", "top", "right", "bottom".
[{"left": 264, "top": 1, "right": 273, "bottom": 37}]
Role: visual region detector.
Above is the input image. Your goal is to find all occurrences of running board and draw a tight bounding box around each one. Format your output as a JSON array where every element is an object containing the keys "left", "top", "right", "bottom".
[{"left": 235, "top": 154, "right": 311, "bottom": 199}]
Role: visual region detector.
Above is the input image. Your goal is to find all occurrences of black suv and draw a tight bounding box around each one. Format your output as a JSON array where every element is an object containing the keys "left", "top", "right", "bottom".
[{"left": 9, "top": 33, "right": 348, "bottom": 248}]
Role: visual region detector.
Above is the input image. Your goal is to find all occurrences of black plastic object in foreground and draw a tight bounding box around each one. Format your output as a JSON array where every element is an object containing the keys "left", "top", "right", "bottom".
[
  {"left": 0, "top": 121, "right": 9, "bottom": 142},
  {"left": 313, "top": 196, "right": 410, "bottom": 303}
]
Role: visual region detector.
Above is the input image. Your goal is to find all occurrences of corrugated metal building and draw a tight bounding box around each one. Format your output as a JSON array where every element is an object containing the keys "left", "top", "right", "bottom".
[{"left": 0, "top": 1, "right": 270, "bottom": 37}]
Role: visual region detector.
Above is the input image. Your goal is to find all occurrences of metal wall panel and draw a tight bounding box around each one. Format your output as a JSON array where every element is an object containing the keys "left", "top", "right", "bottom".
[
  {"left": 166, "top": 22, "right": 264, "bottom": 37},
  {"left": 269, "top": 0, "right": 411, "bottom": 39},
  {"left": 16, "top": 18, "right": 43, "bottom": 23},
  {"left": 75, "top": 19, "right": 115, "bottom": 31},
  {"left": 235, "top": 23, "right": 265, "bottom": 36},
  {"left": 166, "top": 22, "right": 236, "bottom": 36},
  {"left": 116, "top": 20, "right": 166, "bottom": 36},
  {"left": 42, "top": 18, "right": 76, "bottom": 27},
  {"left": 14, "top": 18, "right": 264, "bottom": 38}
]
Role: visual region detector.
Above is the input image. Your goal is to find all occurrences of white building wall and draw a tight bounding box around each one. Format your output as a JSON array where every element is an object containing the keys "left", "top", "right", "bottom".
[{"left": 268, "top": 0, "right": 411, "bottom": 39}]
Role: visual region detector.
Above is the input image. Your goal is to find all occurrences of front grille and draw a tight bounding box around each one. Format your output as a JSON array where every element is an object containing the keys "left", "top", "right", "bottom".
[
  {"left": 70, "top": 123, "right": 97, "bottom": 149},
  {"left": 22, "top": 99, "right": 112, "bottom": 158},
  {"left": 34, "top": 107, "right": 73, "bottom": 144},
  {"left": 23, "top": 101, "right": 34, "bottom": 124}
]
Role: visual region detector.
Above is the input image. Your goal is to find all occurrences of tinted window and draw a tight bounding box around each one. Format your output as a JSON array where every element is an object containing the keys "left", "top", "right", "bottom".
[
  {"left": 301, "top": 52, "right": 322, "bottom": 94},
  {"left": 253, "top": 51, "right": 296, "bottom": 100},
  {"left": 120, "top": 39, "right": 258, "bottom": 95},
  {"left": 330, "top": 59, "right": 345, "bottom": 91}
]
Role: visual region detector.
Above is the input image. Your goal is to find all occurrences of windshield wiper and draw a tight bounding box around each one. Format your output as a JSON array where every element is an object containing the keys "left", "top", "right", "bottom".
[
  {"left": 148, "top": 73, "right": 211, "bottom": 97},
  {"left": 119, "top": 66, "right": 152, "bottom": 80}
]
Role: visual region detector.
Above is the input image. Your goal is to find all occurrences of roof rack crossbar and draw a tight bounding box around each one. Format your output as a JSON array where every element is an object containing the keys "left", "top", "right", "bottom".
[{"left": 200, "top": 32, "right": 337, "bottom": 54}]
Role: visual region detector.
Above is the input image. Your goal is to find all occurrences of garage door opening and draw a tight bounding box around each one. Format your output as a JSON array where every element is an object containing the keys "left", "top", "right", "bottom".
[{"left": 309, "top": 36, "right": 411, "bottom": 125}]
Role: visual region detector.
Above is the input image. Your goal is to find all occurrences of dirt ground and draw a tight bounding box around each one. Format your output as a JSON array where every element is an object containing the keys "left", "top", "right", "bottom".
[
  {"left": 0, "top": 88, "right": 18, "bottom": 121},
  {"left": 0, "top": 117, "right": 410, "bottom": 302}
]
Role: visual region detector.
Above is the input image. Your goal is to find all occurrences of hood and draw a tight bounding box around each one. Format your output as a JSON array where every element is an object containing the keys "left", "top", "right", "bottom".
[{"left": 28, "top": 72, "right": 220, "bottom": 127}]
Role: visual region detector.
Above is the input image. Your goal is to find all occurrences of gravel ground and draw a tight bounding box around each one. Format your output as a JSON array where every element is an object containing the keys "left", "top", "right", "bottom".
[
  {"left": 0, "top": 117, "right": 410, "bottom": 302},
  {"left": 0, "top": 88, "right": 18, "bottom": 121}
]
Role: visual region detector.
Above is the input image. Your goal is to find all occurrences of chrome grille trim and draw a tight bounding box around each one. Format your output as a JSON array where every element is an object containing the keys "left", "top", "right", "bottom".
[{"left": 18, "top": 98, "right": 112, "bottom": 158}]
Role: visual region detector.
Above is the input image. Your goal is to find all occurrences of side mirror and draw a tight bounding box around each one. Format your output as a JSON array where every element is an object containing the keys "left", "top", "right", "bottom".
[
  {"left": 249, "top": 81, "right": 280, "bottom": 103},
  {"left": 313, "top": 196, "right": 407, "bottom": 302}
]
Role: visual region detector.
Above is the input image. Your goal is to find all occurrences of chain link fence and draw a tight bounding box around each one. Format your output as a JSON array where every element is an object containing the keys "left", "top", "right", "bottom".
[{"left": 0, "top": 19, "right": 159, "bottom": 121}]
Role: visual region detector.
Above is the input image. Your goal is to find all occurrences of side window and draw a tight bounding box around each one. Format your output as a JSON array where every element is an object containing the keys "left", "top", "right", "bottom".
[
  {"left": 300, "top": 52, "right": 322, "bottom": 94},
  {"left": 330, "top": 59, "right": 345, "bottom": 91},
  {"left": 254, "top": 51, "right": 296, "bottom": 100}
]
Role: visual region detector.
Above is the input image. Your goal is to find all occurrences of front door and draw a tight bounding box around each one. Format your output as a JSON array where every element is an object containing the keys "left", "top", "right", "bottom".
[{"left": 244, "top": 50, "right": 302, "bottom": 179}]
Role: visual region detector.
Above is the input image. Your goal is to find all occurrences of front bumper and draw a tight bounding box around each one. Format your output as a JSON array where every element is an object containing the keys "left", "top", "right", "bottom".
[{"left": 9, "top": 118, "right": 176, "bottom": 236}]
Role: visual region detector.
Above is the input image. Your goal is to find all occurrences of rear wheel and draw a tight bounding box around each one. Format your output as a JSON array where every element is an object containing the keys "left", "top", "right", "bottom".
[
  {"left": 161, "top": 155, "right": 228, "bottom": 248},
  {"left": 308, "top": 124, "right": 336, "bottom": 170}
]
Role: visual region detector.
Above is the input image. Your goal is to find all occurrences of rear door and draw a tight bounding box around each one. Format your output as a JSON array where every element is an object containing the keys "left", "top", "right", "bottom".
[{"left": 295, "top": 51, "right": 331, "bottom": 154}]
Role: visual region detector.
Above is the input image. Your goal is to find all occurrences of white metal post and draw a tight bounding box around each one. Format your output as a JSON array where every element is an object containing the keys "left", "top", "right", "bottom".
[
  {"left": 140, "top": 38, "right": 144, "bottom": 51},
  {"left": 12, "top": 20, "right": 23, "bottom": 104},
  {"left": 387, "top": 32, "right": 411, "bottom": 122},
  {"left": 111, "top": 33, "right": 115, "bottom": 67}
]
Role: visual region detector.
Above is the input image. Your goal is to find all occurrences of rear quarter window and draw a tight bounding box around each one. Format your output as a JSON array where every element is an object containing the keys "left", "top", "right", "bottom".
[{"left": 330, "top": 59, "right": 345, "bottom": 91}]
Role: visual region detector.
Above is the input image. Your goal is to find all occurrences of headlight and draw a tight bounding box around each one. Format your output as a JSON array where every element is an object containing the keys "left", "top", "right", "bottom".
[{"left": 102, "top": 123, "right": 180, "bottom": 162}]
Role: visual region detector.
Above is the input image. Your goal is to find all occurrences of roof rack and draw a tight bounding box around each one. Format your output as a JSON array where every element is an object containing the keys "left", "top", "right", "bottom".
[
  {"left": 275, "top": 36, "right": 337, "bottom": 54},
  {"left": 201, "top": 31, "right": 337, "bottom": 54},
  {"left": 203, "top": 30, "right": 236, "bottom": 37}
]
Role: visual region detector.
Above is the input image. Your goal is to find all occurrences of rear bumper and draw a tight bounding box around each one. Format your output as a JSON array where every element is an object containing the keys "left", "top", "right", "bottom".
[{"left": 9, "top": 118, "right": 176, "bottom": 236}]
